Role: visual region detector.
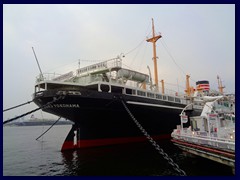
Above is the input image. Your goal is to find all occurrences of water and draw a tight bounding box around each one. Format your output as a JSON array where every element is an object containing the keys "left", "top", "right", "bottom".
[{"left": 3, "top": 125, "right": 234, "bottom": 176}]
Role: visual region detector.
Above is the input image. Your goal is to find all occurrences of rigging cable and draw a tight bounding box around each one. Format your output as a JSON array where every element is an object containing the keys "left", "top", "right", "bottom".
[
  {"left": 125, "top": 39, "right": 146, "bottom": 56},
  {"left": 124, "top": 21, "right": 151, "bottom": 57},
  {"left": 138, "top": 41, "right": 148, "bottom": 72},
  {"left": 161, "top": 38, "right": 197, "bottom": 83},
  {"left": 3, "top": 100, "right": 33, "bottom": 112},
  {"left": 160, "top": 38, "right": 186, "bottom": 77},
  {"left": 130, "top": 39, "right": 145, "bottom": 68}
]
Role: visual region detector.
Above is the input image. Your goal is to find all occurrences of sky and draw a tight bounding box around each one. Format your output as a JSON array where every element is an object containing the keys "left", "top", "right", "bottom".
[{"left": 3, "top": 4, "right": 235, "bottom": 121}]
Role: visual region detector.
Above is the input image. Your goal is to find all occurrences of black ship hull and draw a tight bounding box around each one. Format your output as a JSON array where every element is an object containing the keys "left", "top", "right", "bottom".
[{"left": 33, "top": 88, "right": 200, "bottom": 150}]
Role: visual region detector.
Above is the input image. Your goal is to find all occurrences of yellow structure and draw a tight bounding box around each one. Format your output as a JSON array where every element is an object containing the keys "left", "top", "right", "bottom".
[
  {"left": 185, "top": 75, "right": 191, "bottom": 96},
  {"left": 217, "top": 75, "right": 225, "bottom": 94},
  {"left": 160, "top": 79, "right": 165, "bottom": 94},
  {"left": 146, "top": 18, "right": 162, "bottom": 91}
]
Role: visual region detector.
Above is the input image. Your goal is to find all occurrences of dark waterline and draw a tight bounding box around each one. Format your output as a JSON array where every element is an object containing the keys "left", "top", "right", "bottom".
[{"left": 3, "top": 125, "right": 233, "bottom": 176}]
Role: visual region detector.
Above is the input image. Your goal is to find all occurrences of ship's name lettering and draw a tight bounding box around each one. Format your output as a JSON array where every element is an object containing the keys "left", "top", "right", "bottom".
[
  {"left": 46, "top": 104, "right": 80, "bottom": 108},
  {"left": 77, "top": 61, "right": 107, "bottom": 74}
]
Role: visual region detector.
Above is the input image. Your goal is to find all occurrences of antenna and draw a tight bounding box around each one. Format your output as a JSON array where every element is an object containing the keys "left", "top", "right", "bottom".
[{"left": 32, "top": 47, "right": 44, "bottom": 80}]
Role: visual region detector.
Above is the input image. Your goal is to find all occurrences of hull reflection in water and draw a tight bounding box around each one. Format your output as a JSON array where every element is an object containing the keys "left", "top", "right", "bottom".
[{"left": 3, "top": 125, "right": 234, "bottom": 176}]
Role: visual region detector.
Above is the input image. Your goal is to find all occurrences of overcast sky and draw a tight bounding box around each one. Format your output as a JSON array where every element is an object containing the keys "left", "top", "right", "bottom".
[{"left": 3, "top": 4, "right": 235, "bottom": 121}]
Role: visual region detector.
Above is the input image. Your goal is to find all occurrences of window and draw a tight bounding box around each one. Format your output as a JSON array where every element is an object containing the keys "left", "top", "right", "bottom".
[
  {"left": 137, "top": 91, "right": 146, "bottom": 96},
  {"left": 163, "top": 95, "right": 167, "bottom": 100},
  {"left": 147, "top": 92, "right": 155, "bottom": 98},
  {"left": 156, "top": 94, "right": 162, "bottom": 99},
  {"left": 132, "top": 90, "right": 136, "bottom": 95},
  {"left": 126, "top": 88, "right": 133, "bottom": 95},
  {"left": 175, "top": 98, "right": 181, "bottom": 103},
  {"left": 168, "top": 96, "right": 174, "bottom": 101}
]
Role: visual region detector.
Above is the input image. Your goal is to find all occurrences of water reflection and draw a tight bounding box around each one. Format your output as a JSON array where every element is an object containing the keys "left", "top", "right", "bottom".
[{"left": 60, "top": 141, "right": 234, "bottom": 176}]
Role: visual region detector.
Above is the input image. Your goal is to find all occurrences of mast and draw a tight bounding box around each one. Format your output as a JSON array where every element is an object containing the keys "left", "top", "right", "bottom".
[
  {"left": 217, "top": 75, "right": 225, "bottom": 94},
  {"left": 146, "top": 18, "right": 162, "bottom": 91},
  {"left": 185, "top": 74, "right": 191, "bottom": 96},
  {"left": 32, "top": 47, "right": 44, "bottom": 80}
]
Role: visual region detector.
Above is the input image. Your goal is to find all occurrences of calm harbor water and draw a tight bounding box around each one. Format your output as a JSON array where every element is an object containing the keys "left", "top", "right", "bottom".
[{"left": 3, "top": 125, "right": 234, "bottom": 176}]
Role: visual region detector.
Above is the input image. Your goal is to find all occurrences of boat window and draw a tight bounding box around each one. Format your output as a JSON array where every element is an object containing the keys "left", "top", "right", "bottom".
[
  {"left": 163, "top": 95, "right": 167, "bottom": 100},
  {"left": 137, "top": 91, "right": 146, "bottom": 96},
  {"left": 175, "top": 98, "right": 181, "bottom": 103},
  {"left": 156, "top": 94, "right": 162, "bottom": 99},
  {"left": 132, "top": 90, "right": 136, "bottom": 95},
  {"left": 168, "top": 96, "right": 174, "bottom": 101},
  {"left": 194, "top": 102, "right": 201, "bottom": 106},
  {"left": 147, "top": 92, "right": 155, "bottom": 98},
  {"left": 126, "top": 88, "right": 133, "bottom": 95}
]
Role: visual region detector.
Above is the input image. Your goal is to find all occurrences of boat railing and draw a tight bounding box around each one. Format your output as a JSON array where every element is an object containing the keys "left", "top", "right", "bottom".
[
  {"left": 76, "top": 58, "right": 122, "bottom": 76},
  {"left": 174, "top": 129, "right": 235, "bottom": 150},
  {"left": 36, "top": 73, "right": 64, "bottom": 82},
  {"left": 35, "top": 58, "right": 122, "bottom": 83}
]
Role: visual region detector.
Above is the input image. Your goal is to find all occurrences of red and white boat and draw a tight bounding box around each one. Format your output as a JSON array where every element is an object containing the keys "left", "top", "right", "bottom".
[{"left": 171, "top": 95, "right": 235, "bottom": 174}]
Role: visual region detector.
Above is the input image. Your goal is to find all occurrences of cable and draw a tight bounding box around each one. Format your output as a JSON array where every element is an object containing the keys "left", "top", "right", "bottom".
[
  {"left": 3, "top": 106, "right": 42, "bottom": 125},
  {"left": 3, "top": 100, "right": 33, "bottom": 112},
  {"left": 125, "top": 21, "right": 151, "bottom": 56},
  {"left": 161, "top": 38, "right": 197, "bottom": 84},
  {"left": 35, "top": 117, "right": 61, "bottom": 141},
  {"left": 161, "top": 38, "right": 186, "bottom": 77},
  {"left": 3, "top": 95, "right": 64, "bottom": 125},
  {"left": 125, "top": 39, "right": 145, "bottom": 56}
]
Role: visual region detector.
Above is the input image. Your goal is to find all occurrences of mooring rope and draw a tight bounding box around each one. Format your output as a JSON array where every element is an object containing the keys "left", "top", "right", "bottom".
[
  {"left": 3, "top": 100, "right": 33, "bottom": 112},
  {"left": 35, "top": 117, "right": 62, "bottom": 140},
  {"left": 3, "top": 95, "right": 65, "bottom": 125}
]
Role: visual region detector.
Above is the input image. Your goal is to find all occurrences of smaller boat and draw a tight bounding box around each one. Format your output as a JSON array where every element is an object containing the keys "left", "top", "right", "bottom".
[{"left": 171, "top": 95, "right": 235, "bottom": 174}]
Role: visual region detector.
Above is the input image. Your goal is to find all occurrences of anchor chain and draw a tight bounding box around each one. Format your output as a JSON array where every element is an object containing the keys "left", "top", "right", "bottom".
[
  {"left": 121, "top": 100, "right": 186, "bottom": 176},
  {"left": 3, "top": 94, "right": 65, "bottom": 125}
]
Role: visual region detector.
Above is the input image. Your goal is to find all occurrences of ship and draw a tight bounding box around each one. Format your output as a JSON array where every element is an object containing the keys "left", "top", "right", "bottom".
[
  {"left": 4, "top": 114, "right": 74, "bottom": 127},
  {"left": 171, "top": 95, "right": 235, "bottom": 173},
  {"left": 33, "top": 19, "right": 213, "bottom": 151}
]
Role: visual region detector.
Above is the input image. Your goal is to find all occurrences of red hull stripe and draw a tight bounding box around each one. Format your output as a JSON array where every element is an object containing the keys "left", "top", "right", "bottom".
[
  {"left": 61, "top": 134, "right": 170, "bottom": 151},
  {"left": 171, "top": 139, "right": 235, "bottom": 158}
]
